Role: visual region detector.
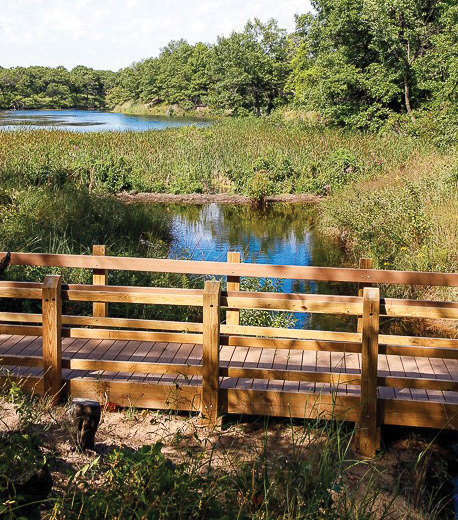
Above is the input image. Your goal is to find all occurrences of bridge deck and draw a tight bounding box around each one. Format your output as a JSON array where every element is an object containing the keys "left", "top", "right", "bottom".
[{"left": 2, "top": 334, "right": 457, "bottom": 404}]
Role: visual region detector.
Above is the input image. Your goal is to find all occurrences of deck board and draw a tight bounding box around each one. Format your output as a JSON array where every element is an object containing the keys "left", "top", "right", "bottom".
[{"left": 1, "top": 336, "right": 457, "bottom": 407}]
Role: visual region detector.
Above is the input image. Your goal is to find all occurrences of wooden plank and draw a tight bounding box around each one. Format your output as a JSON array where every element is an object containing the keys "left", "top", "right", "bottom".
[
  {"left": 223, "top": 335, "right": 361, "bottom": 353},
  {"left": 92, "top": 245, "right": 108, "bottom": 319},
  {"left": 222, "top": 292, "right": 363, "bottom": 314},
  {"left": 42, "top": 275, "right": 62, "bottom": 402},
  {"left": 357, "top": 258, "right": 373, "bottom": 333},
  {"left": 67, "top": 378, "right": 202, "bottom": 411},
  {"left": 400, "top": 355, "right": 428, "bottom": 401},
  {"left": 201, "top": 280, "right": 221, "bottom": 425},
  {"left": 224, "top": 389, "right": 361, "bottom": 421},
  {"left": 358, "top": 287, "right": 380, "bottom": 458},
  {"left": 6, "top": 252, "right": 458, "bottom": 286},
  {"left": 61, "top": 358, "right": 202, "bottom": 376},
  {"left": 221, "top": 324, "right": 361, "bottom": 342},
  {"left": 226, "top": 252, "right": 241, "bottom": 326},
  {"left": 377, "top": 354, "right": 396, "bottom": 399},
  {"left": 219, "top": 366, "right": 361, "bottom": 385},
  {"left": 62, "top": 328, "right": 203, "bottom": 344},
  {"left": 64, "top": 288, "right": 203, "bottom": 306},
  {"left": 379, "top": 398, "right": 458, "bottom": 429},
  {"left": 380, "top": 299, "right": 458, "bottom": 319},
  {"left": 300, "top": 349, "right": 317, "bottom": 393}
]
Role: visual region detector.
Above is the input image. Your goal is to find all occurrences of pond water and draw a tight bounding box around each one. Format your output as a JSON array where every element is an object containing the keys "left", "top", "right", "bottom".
[
  {"left": 164, "top": 203, "right": 356, "bottom": 330},
  {"left": 0, "top": 109, "right": 210, "bottom": 132}
]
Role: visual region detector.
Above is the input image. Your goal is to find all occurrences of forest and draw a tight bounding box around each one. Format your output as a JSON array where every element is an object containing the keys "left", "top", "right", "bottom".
[{"left": 1, "top": 0, "right": 457, "bottom": 135}]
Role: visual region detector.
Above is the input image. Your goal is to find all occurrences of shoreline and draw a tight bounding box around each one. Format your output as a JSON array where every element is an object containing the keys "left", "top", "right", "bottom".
[{"left": 117, "top": 192, "right": 322, "bottom": 204}]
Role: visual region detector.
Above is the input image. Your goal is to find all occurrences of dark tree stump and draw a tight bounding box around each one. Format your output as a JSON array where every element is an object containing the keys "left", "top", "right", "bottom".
[
  {"left": 67, "top": 398, "right": 101, "bottom": 451},
  {"left": 0, "top": 252, "right": 11, "bottom": 279}
]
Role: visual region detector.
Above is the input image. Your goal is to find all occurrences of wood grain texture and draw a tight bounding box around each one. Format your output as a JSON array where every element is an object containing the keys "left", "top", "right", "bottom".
[
  {"left": 42, "top": 275, "right": 62, "bottom": 401},
  {"left": 357, "top": 258, "right": 373, "bottom": 333},
  {"left": 202, "top": 280, "right": 221, "bottom": 425},
  {"left": 358, "top": 287, "right": 380, "bottom": 458},
  {"left": 226, "top": 251, "right": 241, "bottom": 326},
  {"left": 5, "top": 251, "right": 458, "bottom": 286},
  {"left": 92, "top": 245, "right": 108, "bottom": 318}
]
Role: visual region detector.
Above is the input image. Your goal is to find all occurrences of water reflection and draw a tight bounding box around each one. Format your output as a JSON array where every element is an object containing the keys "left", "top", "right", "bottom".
[{"left": 164, "top": 203, "right": 357, "bottom": 330}]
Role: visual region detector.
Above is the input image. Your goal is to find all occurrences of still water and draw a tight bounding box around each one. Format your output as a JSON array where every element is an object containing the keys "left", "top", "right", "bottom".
[
  {"left": 0, "top": 109, "right": 210, "bottom": 132},
  {"left": 164, "top": 203, "right": 355, "bottom": 330}
]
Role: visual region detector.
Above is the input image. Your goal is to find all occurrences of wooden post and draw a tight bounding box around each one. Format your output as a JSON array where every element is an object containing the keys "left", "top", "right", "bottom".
[
  {"left": 92, "top": 245, "right": 108, "bottom": 318},
  {"left": 42, "top": 275, "right": 62, "bottom": 402},
  {"left": 202, "top": 280, "right": 221, "bottom": 426},
  {"left": 358, "top": 287, "right": 380, "bottom": 458},
  {"left": 357, "top": 258, "right": 373, "bottom": 333},
  {"left": 226, "top": 251, "right": 241, "bottom": 326}
]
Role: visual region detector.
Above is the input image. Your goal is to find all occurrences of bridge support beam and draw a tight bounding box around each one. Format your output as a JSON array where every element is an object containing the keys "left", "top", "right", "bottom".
[{"left": 357, "top": 287, "right": 380, "bottom": 458}]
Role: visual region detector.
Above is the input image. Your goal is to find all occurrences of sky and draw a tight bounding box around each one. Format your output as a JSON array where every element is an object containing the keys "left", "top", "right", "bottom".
[{"left": 0, "top": 0, "right": 311, "bottom": 72}]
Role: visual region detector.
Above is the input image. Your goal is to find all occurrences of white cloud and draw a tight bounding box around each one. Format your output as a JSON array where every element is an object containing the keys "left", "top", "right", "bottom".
[{"left": 0, "top": 0, "right": 312, "bottom": 71}]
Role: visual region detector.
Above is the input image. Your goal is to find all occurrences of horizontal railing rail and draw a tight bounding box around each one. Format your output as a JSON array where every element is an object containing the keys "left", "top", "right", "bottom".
[
  {"left": 1, "top": 247, "right": 457, "bottom": 459},
  {"left": 3, "top": 250, "right": 458, "bottom": 286}
]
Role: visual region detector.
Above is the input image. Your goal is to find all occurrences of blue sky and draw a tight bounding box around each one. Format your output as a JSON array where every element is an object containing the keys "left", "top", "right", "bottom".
[{"left": 0, "top": 0, "right": 310, "bottom": 71}]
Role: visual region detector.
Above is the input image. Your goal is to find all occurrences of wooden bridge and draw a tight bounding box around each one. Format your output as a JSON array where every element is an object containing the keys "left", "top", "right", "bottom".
[{"left": 0, "top": 247, "right": 457, "bottom": 458}]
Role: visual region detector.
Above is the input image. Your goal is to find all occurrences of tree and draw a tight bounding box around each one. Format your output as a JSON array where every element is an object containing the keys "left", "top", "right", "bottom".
[
  {"left": 209, "top": 18, "right": 290, "bottom": 116},
  {"left": 288, "top": 0, "right": 458, "bottom": 127}
]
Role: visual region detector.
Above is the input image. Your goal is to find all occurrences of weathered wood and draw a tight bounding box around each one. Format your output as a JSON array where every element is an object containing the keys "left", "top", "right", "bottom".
[
  {"left": 5, "top": 251, "right": 458, "bottom": 286},
  {"left": 202, "top": 280, "right": 221, "bottom": 426},
  {"left": 357, "top": 258, "right": 373, "bottom": 333},
  {"left": 226, "top": 252, "right": 241, "bottom": 326},
  {"left": 67, "top": 398, "right": 101, "bottom": 451},
  {"left": 221, "top": 324, "right": 361, "bottom": 342},
  {"left": 62, "top": 358, "right": 202, "bottom": 375},
  {"left": 92, "top": 245, "right": 108, "bottom": 319},
  {"left": 220, "top": 366, "right": 361, "bottom": 385},
  {"left": 222, "top": 292, "right": 364, "bottom": 314},
  {"left": 62, "top": 327, "right": 203, "bottom": 344},
  {"left": 358, "top": 287, "right": 380, "bottom": 458},
  {"left": 222, "top": 335, "right": 361, "bottom": 353},
  {"left": 42, "top": 275, "right": 62, "bottom": 402}
]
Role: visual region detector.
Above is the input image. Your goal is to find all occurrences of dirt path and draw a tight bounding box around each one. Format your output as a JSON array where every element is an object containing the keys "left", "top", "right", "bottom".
[{"left": 118, "top": 192, "right": 322, "bottom": 204}]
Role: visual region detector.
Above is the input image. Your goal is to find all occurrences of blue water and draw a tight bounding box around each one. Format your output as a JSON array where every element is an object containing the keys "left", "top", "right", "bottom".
[
  {"left": 164, "top": 203, "right": 353, "bottom": 330},
  {"left": 0, "top": 109, "right": 210, "bottom": 132}
]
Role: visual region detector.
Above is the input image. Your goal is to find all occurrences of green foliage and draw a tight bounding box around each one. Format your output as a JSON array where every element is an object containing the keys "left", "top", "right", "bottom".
[
  {"left": 0, "top": 65, "right": 111, "bottom": 110},
  {"left": 53, "top": 443, "right": 226, "bottom": 519},
  {"left": 288, "top": 0, "right": 458, "bottom": 133},
  {"left": 240, "top": 278, "right": 297, "bottom": 328}
]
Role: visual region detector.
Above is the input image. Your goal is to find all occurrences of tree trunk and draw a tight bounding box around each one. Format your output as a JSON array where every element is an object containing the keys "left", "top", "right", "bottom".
[{"left": 404, "top": 70, "right": 416, "bottom": 123}]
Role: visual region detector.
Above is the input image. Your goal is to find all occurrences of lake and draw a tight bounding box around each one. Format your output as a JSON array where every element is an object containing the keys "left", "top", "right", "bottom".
[
  {"left": 0, "top": 109, "right": 210, "bottom": 132},
  {"left": 163, "top": 203, "right": 355, "bottom": 330}
]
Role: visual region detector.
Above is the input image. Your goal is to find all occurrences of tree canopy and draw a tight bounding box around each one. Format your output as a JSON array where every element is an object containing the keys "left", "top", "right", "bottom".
[{"left": 1, "top": 3, "right": 457, "bottom": 128}]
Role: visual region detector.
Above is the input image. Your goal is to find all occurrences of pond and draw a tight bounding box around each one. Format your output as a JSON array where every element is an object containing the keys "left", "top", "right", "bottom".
[
  {"left": 0, "top": 109, "right": 210, "bottom": 132},
  {"left": 163, "top": 203, "right": 356, "bottom": 330}
]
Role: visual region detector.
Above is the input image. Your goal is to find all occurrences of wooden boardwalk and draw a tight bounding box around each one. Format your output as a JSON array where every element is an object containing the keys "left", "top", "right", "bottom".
[{"left": 2, "top": 334, "right": 457, "bottom": 404}]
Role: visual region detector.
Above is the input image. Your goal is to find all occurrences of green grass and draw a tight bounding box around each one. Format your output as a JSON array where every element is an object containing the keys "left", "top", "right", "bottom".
[{"left": 0, "top": 119, "right": 436, "bottom": 198}]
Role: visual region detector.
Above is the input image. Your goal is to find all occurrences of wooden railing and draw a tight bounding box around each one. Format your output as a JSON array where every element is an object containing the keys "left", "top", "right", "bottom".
[{"left": 0, "top": 247, "right": 458, "bottom": 458}]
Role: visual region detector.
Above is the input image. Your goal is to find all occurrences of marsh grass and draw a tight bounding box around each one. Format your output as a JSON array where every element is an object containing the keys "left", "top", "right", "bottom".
[{"left": 0, "top": 119, "right": 435, "bottom": 197}]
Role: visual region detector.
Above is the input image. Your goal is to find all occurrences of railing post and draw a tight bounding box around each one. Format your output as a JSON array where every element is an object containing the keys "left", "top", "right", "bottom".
[
  {"left": 202, "top": 280, "right": 221, "bottom": 426},
  {"left": 358, "top": 287, "right": 380, "bottom": 458},
  {"left": 226, "top": 252, "right": 241, "bottom": 326},
  {"left": 42, "top": 275, "right": 62, "bottom": 402},
  {"left": 357, "top": 258, "right": 373, "bottom": 333},
  {"left": 92, "top": 245, "right": 108, "bottom": 318}
]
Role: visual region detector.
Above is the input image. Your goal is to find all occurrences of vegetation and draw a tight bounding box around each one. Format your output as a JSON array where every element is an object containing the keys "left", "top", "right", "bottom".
[
  {"left": 0, "top": 381, "right": 455, "bottom": 519},
  {"left": 2, "top": 0, "right": 457, "bottom": 136},
  {"left": 0, "top": 119, "right": 432, "bottom": 197}
]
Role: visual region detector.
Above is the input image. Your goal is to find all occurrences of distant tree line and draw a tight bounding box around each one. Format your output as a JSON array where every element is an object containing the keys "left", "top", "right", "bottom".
[{"left": 1, "top": 1, "right": 457, "bottom": 130}]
